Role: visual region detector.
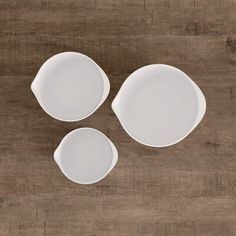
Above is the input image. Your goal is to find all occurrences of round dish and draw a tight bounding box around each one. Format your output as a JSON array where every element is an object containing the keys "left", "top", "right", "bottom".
[
  {"left": 31, "top": 52, "right": 110, "bottom": 122},
  {"left": 54, "top": 128, "right": 118, "bottom": 184},
  {"left": 112, "top": 64, "right": 206, "bottom": 147}
]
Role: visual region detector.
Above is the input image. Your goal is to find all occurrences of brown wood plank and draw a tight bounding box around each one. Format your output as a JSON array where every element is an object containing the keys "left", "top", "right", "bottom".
[{"left": 0, "top": 35, "right": 236, "bottom": 77}]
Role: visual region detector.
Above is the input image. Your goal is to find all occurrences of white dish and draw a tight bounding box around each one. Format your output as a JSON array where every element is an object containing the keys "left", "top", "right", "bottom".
[
  {"left": 31, "top": 52, "right": 110, "bottom": 122},
  {"left": 112, "top": 64, "right": 206, "bottom": 147},
  {"left": 54, "top": 128, "right": 118, "bottom": 184}
]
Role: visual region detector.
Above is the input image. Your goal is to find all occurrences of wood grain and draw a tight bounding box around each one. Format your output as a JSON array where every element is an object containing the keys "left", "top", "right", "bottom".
[{"left": 0, "top": 0, "right": 236, "bottom": 235}]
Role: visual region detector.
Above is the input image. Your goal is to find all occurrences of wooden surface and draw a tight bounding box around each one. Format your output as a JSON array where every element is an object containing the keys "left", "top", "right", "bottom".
[{"left": 0, "top": 0, "right": 236, "bottom": 235}]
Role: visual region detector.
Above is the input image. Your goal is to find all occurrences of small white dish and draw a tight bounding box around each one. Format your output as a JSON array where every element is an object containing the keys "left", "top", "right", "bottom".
[
  {"left": 54, "top": 128, "right": 118, "bottom": 184},
  {"left": 112, "top": 64, "right": 206, "bottom": 147},
  {"left": 31, "top": 52, "right": 110, "bottom": 122}
]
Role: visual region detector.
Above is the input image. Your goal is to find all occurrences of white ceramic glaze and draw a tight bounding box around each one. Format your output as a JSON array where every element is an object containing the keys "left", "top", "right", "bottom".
[
  {"left": 31, "top": 52, "right": 110, "bottom": 122},
  {"left": 112, "top": 64, "right": 206, "bottom": 147},
  {"left": 54, "top": 128, "right": 118, "bottom": 184}
]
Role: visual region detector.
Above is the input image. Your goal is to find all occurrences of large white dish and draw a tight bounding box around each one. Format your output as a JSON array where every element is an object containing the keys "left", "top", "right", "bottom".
[
  {"left": 112, "top": 64, "right": 206, "bottom": 147},
  {"left": 31, "top": 52, "right": 110, "bottom": 122},
  {"left": 54, "top": 128, "right": 118, "bottom": 184}
]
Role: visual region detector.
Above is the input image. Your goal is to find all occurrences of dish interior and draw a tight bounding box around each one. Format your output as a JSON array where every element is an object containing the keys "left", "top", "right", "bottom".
[
  {"left": 59, "top": 129, "right": 113, "bottom": 183},
  {"left": 115, "top": 65, "right": 200, "bottom": 146},
  {"left": 37, "top": 53, "right": 104, "bottom": 121}
]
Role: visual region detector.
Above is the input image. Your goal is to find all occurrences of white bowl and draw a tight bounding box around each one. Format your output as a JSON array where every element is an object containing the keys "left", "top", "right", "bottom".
[
  {"left": 54, "top": 128, "right": 118, "bottom": 184},
  {"left": 31, "top": 52, "right": 110, "bottom": 122},
  {"left": 112, "top": 64, "right": 206, "bottom": 147}
]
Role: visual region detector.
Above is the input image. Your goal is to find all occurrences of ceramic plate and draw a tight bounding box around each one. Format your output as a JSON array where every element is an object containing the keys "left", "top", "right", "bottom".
[
  {"left": 112, "top": 64, "right": 206, "bottom": 147},
  {"left": 31, "top": 52, "right": 110, "bottom": 122},
  {"left": 54, "top": 128, "right": 118, "bottom": 184}
]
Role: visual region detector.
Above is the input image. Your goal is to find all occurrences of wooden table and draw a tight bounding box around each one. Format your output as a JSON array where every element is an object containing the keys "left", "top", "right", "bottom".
[{"left": 0, "top": 0, "right": 236, "bottom": 235}]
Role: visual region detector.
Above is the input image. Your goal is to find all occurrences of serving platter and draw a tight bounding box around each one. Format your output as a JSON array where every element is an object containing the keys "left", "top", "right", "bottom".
[
  {"left": 54, "top": 128, "right": 118, "bottom": 184},
  {"left": 112, "top": 64, "right": 206, "bottom": 147},
  {"left": 31, "top": 52, "right": 110, "bottom": 122}
]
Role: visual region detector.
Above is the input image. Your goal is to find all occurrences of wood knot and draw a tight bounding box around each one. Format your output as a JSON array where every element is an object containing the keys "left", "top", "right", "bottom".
[
  {"left": 185, "top": 22, "right": 210, "bottom": 36},
  {"left": 185, "top": 22, "right": 200, "bottom": 35},
  {"left": 226, "top": 37, "right": 236, "bottom": 53}
]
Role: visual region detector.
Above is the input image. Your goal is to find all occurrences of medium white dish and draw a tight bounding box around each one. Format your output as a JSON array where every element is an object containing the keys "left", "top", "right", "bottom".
[
  {"left": 54, "top": 128, "right": 118, "bottom": 184},
  {"left": 31, "top": 52, "right": 110, "bottom": 122},
  {"left": 112, "top": 64, "right": 206, "bottom": 147}
]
